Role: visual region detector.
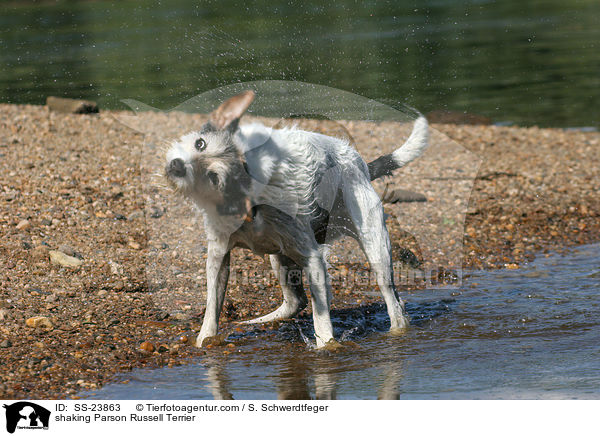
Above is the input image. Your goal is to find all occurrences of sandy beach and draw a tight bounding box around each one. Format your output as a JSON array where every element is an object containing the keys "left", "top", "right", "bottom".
[{"left": 1, "top": 103, "right": 599, "bottom": 399}]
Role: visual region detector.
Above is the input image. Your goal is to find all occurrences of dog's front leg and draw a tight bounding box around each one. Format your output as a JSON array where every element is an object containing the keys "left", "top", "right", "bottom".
[{"left": 196, "top": 244, "right": 231, "bottom": 347}]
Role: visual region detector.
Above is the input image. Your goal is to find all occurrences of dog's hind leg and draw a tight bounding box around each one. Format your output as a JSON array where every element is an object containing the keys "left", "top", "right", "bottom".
[
  {"left": 305, "top": 250, "right": 336, "bottom": 347},
  {"left": 240, "top": 254, "right": 308, "bottom": 324},
  {"left": 343, "top": 182, "right": 410, "bottom": 332}
]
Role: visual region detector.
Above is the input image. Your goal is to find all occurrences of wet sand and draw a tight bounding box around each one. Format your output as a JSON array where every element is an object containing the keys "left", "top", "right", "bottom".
[{"left": 0, "top": 103, "right": 599, "bottom": 399}]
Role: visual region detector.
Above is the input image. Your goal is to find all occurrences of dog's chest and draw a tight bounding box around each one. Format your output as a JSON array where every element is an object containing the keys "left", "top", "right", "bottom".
[{"left": 231, "top": 221, "right": 281, "bottom": 255}]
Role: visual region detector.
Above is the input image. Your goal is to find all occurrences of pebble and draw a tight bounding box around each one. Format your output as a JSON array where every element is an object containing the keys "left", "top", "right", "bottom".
[
  {"left": 25, "top": 316, "right": 53, "bottom": 330},
  {"left": 109, "top": 260, "right": 123, "bottom": 275},
  {"left": 0, "top": 339, "right": 11, "bottom": 348},
  {"left": 140, "top": 341, "right": 155, "bottom": 353},
  {"left": 16, "top": 220, "right": 31, "bottom": 230},
  {"left": 127, "top": 210, "right": 144, "bottom": 220},
  {"left": 45, "top": 293, "right": 58, "bottom": 303},
  {"left": 49, "top": 250, "right": 83, "bottom": 268},
  {"left": 148, "top": 206, "right": 164, "bottom": 219},
  {"left": 46, "top": 96, "right": 98, "bottom": 114},
  {"left": 0, "top": 308, "right": 7, "bottom": 321},
  {"left": 58, "top": 245, "right": 82, "bottom": 259}
]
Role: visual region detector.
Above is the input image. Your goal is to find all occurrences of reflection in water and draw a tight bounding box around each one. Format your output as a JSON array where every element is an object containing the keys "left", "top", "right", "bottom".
[
  {"left": 87, "top": 244, "right": 600, "bottom": 400},
  {"left": 205, "top": 361, "right": 234, "bottom": 401},
  {"left": 203, "top": 347, "right": 401, "bottom": 400},
  {"left": 377, "top": 364, "right": 402, "bottom": 400}
]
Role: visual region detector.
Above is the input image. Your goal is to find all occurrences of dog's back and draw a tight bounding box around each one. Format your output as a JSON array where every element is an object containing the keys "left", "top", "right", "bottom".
[{"left": 237, "top": 123, "right": 368, "bottom": 218}]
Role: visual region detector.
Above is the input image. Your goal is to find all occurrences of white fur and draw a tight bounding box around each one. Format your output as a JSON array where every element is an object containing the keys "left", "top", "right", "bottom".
[{"left": 391, "top": 116, "right": 429, "bottom": 167}]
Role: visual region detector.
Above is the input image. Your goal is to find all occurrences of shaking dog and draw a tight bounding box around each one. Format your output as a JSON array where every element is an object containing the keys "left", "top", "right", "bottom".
[{"left": 165, "top": 90, "right": 428, "bottom": 347}]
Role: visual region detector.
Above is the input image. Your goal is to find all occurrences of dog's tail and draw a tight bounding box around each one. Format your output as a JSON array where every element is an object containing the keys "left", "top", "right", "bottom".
[{"left": 367, "top": 116, "right": 429, "bottom": 181}]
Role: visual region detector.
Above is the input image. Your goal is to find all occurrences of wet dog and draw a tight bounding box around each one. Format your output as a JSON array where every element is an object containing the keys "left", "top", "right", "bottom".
[{"left": 165, "top": 90, "right": 428, "bottom": 347}]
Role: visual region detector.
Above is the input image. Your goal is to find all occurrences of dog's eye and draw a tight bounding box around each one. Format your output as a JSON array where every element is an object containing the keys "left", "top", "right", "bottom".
[{"left": 194, "top": 138, "right": 207, "bottom": 151}]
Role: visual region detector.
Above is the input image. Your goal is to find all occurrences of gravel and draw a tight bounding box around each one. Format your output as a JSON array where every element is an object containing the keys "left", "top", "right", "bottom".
[{"left": 0, "top": 103, "right": 598, "bottom": 399}]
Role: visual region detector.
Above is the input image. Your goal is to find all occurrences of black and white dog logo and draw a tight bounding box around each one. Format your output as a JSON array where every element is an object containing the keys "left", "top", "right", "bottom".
[{"left": 3, "top": 402, "right": 50, "bottom": 433}]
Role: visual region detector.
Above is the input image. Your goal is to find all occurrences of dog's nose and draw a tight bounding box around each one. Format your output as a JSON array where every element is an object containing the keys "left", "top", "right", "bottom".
[{"left": 168, "top": 158, "right": 186, "bottom": 177}]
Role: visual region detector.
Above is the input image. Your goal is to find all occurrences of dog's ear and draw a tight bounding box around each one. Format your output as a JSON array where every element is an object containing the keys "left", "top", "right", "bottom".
[{"left": 209, "top": 90, "right": 255, "bottom": 133}]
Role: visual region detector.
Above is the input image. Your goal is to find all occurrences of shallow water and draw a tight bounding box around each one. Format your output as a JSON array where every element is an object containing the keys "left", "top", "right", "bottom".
[
  {"left": 86, "top": 244, "right": 600, "bottom": 400},
  {"left": 1, "top": 0, "right": 599, "bottom": 127}
]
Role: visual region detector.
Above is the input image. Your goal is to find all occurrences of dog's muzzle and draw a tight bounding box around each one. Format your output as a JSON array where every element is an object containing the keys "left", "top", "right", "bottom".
[{"left": 168, "top": 158, "right": 186, "bottom": 178}]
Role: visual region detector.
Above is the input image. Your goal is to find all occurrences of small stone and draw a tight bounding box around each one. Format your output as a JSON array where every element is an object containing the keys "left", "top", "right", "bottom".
[
  {"left": 26, "top": 316, "right": 53, "bottom": 330},
  {"left": 109, "top": 261, "right": 123, "bottom": 275},
  {"left": 200, "top": 334, "right": 227, "bottom": 347},
  {"left": 45, "top": 293, "right": 58, "bottom": 303},
  {"left": 74, "top": 351, "right": 84, "bottom": 359},
  {"left": 49, "top": 250, "right": 83, "bottom": 268},
  {"left": 97, "top": 289, "right": 108, "bottom": 297},
  {"left": 140, "top": 341, "right": 155, "bottom": 353},
  {"left": 46, "top": 96, "right": 98, "bottom": 114},
  {"left": 127, "top": 210, "right": 144, "bottom": 221},
  {"left": 128, "top": 241, "right": 141, "bottom": 250},
  {"left": 57, "top": 245, "right": 82, "bottom": 259},
  {"left": 0, "top": 339, "right": 11, "bottom": 348},
  {"left": 157, "top": 344, "right": 169, "bottom": 353},
  {"left": 41, "top": 218, "right": 52, "bottom": 226},
  {"left": 382, "top": 189, "right": 427, "bottom": 204},
  {"left": 16, "top": 220, "right": 31, "bottom": 230},
  {"left": 0, "top": 308, "right": 7, "bottom": 321},
  {"left": 148, "top": 206, "right": 164, "bottom": 219}
]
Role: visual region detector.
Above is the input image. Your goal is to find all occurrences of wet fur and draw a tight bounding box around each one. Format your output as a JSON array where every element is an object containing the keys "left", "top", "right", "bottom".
[{"left": 165, "top": 91, "right": 428, "bottom": 348}]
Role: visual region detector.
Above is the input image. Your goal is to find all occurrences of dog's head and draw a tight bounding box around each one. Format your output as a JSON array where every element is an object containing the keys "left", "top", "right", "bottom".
[{"left": 165, "top": 91, "right": 255, "bottom": 217}]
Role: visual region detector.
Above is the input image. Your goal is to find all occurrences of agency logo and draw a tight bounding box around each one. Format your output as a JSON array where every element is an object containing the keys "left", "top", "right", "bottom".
[{"left": 2, "top": 402, "right": 50, "bottom": 434}]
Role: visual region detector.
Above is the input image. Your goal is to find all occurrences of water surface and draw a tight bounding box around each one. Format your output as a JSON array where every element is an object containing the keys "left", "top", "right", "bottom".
[
  {"left": 1, "top": 0, "right": 599, "bottom": 127},
  {"left": 86, "top": 244, "right": 600, "bottom": 399}
]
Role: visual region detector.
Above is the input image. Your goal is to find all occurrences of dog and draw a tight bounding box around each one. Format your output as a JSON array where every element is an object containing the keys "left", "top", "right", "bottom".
[{"left": 165, "top": 90, "right": 428, "bottom": 348}]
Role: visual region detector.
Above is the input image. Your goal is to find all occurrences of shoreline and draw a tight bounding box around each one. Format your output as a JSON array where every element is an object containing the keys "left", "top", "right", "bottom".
[{"left": 1, "top": 103, "right": 599, "bottom": 399}]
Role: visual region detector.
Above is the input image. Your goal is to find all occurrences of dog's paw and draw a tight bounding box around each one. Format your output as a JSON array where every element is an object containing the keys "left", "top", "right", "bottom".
[
  {"left": 196, "top": 333, "right": 227, "bottom": 348},
  {"left": 388, "top": 316, "right": 410, "bottom": 336},
  {"left": 314, "top": 337, "right": 344, "bottom": 350},
  {"left": 388, "top": 327, "right": 408, "bottom": 337},
  {"left": 321, "top": 339, "right": 344, "bottom": 351}
]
